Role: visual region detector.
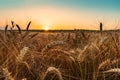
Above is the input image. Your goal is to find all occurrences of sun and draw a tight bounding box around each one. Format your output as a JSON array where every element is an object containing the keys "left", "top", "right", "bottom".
[{"left": 44, "top": 26, "right": 49, "bottom": 31}]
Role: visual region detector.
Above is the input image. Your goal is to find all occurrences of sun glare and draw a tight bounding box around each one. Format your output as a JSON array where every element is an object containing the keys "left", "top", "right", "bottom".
[{"left": 44, "top": 26, "right": 49, "bottom": 31}]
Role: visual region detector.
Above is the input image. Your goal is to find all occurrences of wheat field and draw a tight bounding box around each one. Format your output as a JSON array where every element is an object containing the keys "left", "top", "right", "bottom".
[{"left": 0, "top": 22, "right": 120, "bottom": 80}]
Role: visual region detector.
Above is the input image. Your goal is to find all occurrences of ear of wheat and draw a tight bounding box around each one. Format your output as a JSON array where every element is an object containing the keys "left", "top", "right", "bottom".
[
  {"left": 16, "top": 24, "right": 22, "bottom": 34},
  {"left": 41, "top": 41, "right": 66, "bottom": 54},
  {"left": 103, "top": 68, "right": 120, "bottom": 73},
  {"left": 43, "top": 67, "right": 63, "bottom": 80},
  {"left": 2, "top": 68, "right": 14, "bottom": 80},
  {"left": 22, "top": 21, "right": 31, "bottom": 39},
  {"left": 17, "top": 46, "right": 29, "bottom": 62},
  {"left": 98, "top": 59, "right": 111, "bottom": 71},
  {"left": 11, "top": 21, "right": 14, "bottom": 28},
  {"left": 26, "top": 21, "right": 31, "bottom": 31},
  {"left": 5, "top": 25, "right": 8, "bottom": 35}
]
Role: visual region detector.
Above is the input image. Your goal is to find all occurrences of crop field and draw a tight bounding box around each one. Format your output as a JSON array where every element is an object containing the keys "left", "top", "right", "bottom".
[{"left": 0, "top": 22, "right": 120, "bottom": 80}]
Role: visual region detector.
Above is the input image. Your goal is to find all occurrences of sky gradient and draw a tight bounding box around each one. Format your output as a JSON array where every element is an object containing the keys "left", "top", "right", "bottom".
[{"left": 0, "top": 0, "right": 120, "bottom": 30}]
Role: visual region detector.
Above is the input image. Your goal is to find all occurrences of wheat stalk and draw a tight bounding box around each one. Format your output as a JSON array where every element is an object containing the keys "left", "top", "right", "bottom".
[
  {"left": 29, "top": 33, "right": 39, "bottom": 39},
  {"left": 22, "top": 21, "right": 31, "bottom": 39},
  {"left": 2, "top": 68, "right": 14, "bottom": 80},
  {"left": 11, "top": 21, "right": 14, "bottom": 28},
  {"left": 43, "top": 67, "right": 63, "bottom": 80},
  {"left": 16, "top": 24, "right": 22, "bottom": 34},
  {"left": 41, "top": 41, "right": 66, "bottom": 54},
  {"left": 17, "top": 47, "right": 29, "bottom": 62},
  {"left": 98, "top": 59, "right": 111, "bottom": 71},
  {"left": 49, "top": 49, "right": 75, "bottom": 62},
  {"left": 103, "top": 68, "right": 120, "bottom": 73},
  {"left": 5, "top": 25, "right": 8, "bottom": 35},
  {"left": 111, "top": 59, "right": 120, "bottom": 65},
  {"left": 77, "top": 44, "right": 90, "bottom": 62},
  {"left": 99, "top": 36, "right": 108, "bottom": 47},
  {"left": 26, "top": 21, "right": 31, "bottom": 31}
]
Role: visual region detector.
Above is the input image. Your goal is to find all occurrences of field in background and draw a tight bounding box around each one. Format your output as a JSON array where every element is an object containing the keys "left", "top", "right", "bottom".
[{"left": 0, "top": 22, "right": 120, "bottom": 80}]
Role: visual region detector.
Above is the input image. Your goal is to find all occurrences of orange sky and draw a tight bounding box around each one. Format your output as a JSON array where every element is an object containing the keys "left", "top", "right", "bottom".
[{"left": 0, "top": 5, "right": 120, "bottom": 30}]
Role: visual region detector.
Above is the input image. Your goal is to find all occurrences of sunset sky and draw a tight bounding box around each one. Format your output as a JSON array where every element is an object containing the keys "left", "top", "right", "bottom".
[{"left": 0, "top": 0, "right": 120, "bottom": 30}]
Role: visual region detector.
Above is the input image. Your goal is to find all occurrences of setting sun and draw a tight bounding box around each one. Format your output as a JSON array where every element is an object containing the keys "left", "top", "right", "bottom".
[{"left": 44, "top": 26, "right": 49, "bottom": 31}]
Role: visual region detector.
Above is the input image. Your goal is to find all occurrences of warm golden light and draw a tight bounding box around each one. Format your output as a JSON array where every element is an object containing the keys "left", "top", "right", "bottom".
[{"left": 44, "top": 26, "right": 49, "bottom": 31}]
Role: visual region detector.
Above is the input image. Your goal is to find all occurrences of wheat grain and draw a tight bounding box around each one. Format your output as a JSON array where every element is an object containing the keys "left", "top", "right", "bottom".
[
  {"left": 104, "top": 68, "right": 120, "bottom": 73},
  {"left": 43, "top": 67, "right": 63, "bottom": 80},
  {"left": 98, "top": 59, "right": 111, "bottom": 71},
  {"left": 41, "top": 41, "right": 66, "bottom": 54},
  {"left": 17, "top": 47, "right": 29, "bottom": 62},
  {"left": 2, "top": 68, "right": 14, "bottom": 80}
]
